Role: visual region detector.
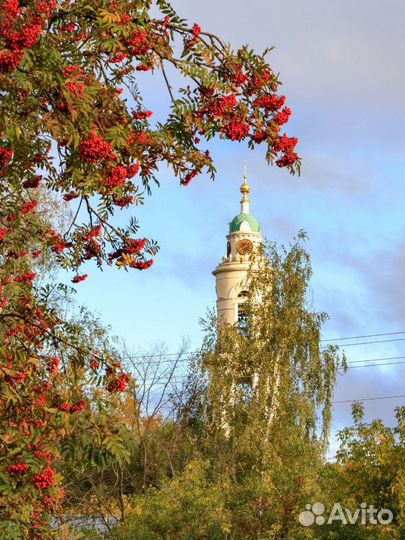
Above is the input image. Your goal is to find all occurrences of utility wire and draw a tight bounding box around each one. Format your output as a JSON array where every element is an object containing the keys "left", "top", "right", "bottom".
[
  {"left": 348, "top": 361, "right": 405, "bottom": 369},
  {"left": 122, "top": 332, "right": 405, "bottom": 362},
  {"left": 321, "top": 331, "right": 404, "bottom": 342},
  {"left": 124, "top": 362, "right": 405, "bottom": 373},
  {"left": 124, "top": 354, "right": 405, "bottom": 367},
  {"left": 124, "top": 362, "right": 405, "bottom": 384},
  {"left": 333, "top": 338, "right": 405, "bottom": 347},
  {"left": 124, "top": 340, "right": 405, "bottom": 362},
  {"left": 332, "top": 394, "right": 405, "bottom": 404},
  {"left": 123, "top": 360, "right": 405, "bottom": 372},
  {"left": 346, "top": 355, "right": 405, "bottom": 364}
]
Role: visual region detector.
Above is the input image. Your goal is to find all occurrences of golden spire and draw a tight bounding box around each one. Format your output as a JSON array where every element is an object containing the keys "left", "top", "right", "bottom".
[{"left": 240, "top": 161, "right": 250, "bottom": 214}]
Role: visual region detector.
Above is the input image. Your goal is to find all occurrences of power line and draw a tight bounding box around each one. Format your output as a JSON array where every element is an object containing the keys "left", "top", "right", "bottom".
[
  {"left": 125, "top": 351, "right": 196, "bottom": 360},
  {"left": 321, "top": 331, "right": 404, "bottom": 342},
  {"left": 131, "top": 376, "right": 405, "bottom": 407},
  {"left": 123, "top": 336, "right": 405, "bottom": 363},
  {"left": 334, "top": 338, "right": 405, "bottom": 347},
  {"left": 124, "top": 354, "right": 405, "bottom": 368},
  {"left": 122, "top": 332, "right": 405, "bottom": 360},
  {"left": 347, "top": 355, "right": 405, "bottom": 364},
  {"left": 125, "top": 362, "right": 405, "bottom": 386},
  {"left": 332, "top": 394, "right": 405, "bottom": 404},
  {"left": 348, "top": 361, "right": 405, "bottom": 369},
  {"left": 124, "top": 356, "right": 405, "bottom": 369}
]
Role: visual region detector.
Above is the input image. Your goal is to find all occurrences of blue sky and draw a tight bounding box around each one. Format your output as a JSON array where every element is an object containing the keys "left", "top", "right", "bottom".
[{"left": 66, "top": 0, "right": 405, "bottom": 447}]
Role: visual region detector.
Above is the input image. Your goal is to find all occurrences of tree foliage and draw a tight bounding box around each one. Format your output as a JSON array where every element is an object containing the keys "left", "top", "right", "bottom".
[
  {"left": 0, "top": 0, "right": 301, "bottom": 537},
  {"left": 50, "top": 239, "right": 403, "bottom": 540},
  {"left": 1, "top": 0, "right": 300, "bottom": 275},
  {"left": 316, "top": 403, "right": 405, "bottom": 540},
  {"left": 199, "top": 235, "right": 346, "bottom": 460},
  {"left": 107, "top": 236, "right": 347, "bottom": 540}
]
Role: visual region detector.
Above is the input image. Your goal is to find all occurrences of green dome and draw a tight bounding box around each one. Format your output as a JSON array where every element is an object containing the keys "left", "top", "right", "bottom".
[{"left": 229, "top": 213, "right": 261, "bottom": 234}]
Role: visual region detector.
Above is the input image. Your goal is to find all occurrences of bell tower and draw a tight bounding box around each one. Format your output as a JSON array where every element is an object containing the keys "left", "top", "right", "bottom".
[{"left": 213, "top": 164, "right": 263, "bottom": 325}]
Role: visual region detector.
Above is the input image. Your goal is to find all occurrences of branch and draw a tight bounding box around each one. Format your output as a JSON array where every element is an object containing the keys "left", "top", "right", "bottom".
[
  {"left": 160, "top": 61, "right": 174, "bottom": 101},
  {"left": 0, "top": 310, "right": 108, "bottom": 365},
  {"left": 64, "top": 197, "right": 83, "bottom": 238},
  {"left": 169, "top": 23, "right": 226, "bottom": 51}
]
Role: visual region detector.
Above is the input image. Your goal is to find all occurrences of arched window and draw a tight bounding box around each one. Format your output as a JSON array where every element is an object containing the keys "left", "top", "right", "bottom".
[{"left": 237, "top": 291, "right": 248, "bottom": 330}]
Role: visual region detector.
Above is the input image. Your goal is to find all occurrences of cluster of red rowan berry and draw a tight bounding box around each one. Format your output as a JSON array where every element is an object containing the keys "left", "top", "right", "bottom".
[
  {"left": 78, "top": 133, "right": 114, "bottom": 163},
  {"left": 0, "top": 0, "right": 56, "bottom": 73},
  {"left": 32, "top": 466, "right": 55, "bottom": 489}
]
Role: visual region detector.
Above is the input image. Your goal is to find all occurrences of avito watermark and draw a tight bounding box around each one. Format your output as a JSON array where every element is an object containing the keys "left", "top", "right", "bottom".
[{"left": 299, "top": 502, "right": 393, "bottom": 527}]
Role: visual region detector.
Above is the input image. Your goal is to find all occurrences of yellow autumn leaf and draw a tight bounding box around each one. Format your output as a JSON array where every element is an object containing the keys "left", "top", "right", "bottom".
[
  {"left": 99, "top": 9, "right": 122, "bottom": 24},
  {"left": 0, "top": 434, "right": 13, "bottom": 444}
]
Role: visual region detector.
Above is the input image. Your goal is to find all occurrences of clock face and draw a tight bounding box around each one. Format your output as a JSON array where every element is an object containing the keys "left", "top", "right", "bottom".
[{"left": 236, "top": 239, "right": 253, "bottom": 255}]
